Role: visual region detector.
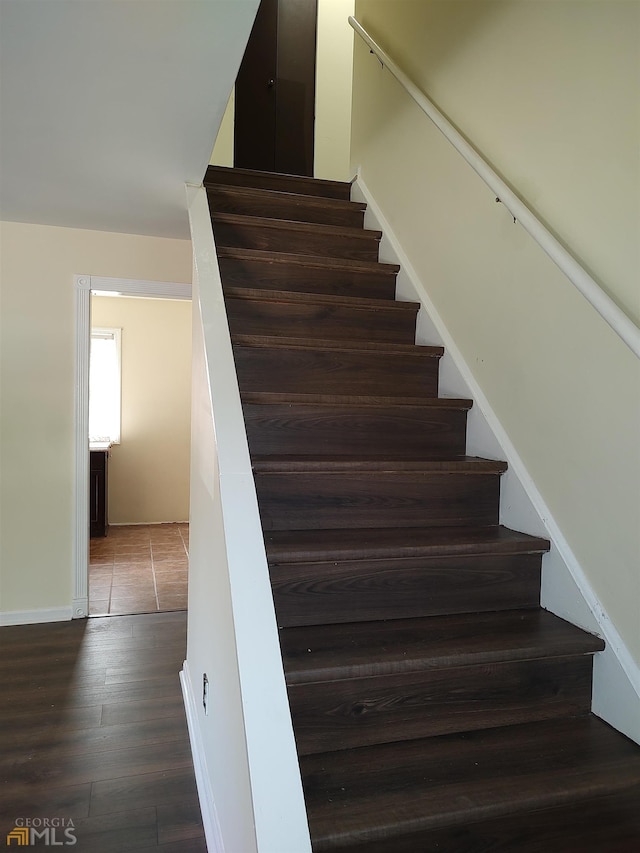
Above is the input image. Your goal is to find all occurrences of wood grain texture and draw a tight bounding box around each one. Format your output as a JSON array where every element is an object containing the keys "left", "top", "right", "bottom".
[
  {"left": 212, "top": 212, "right": 381, "bottom": 261},
  {"left": 232, "top": 334, "right": 442, "bottom": 357},
  {"left": 271, "top": 552, "right": 543, "bottom": 626},
  {"left": 243, "top": 399, "right": 468, "bottom": 457},
  {"left": 281, "top": 609, "right": 603, "bottom": 682},
  {"left": 205, "top": 164, "right": 352, "bottom": 199},
  {"left": 225, "top": 286, "right": 415, "bottom": 312},
  {"left": 241, "top": 390, "right": 471, "bottom": 406},
  {"left": 289, "top": 654, "right": 595, "bottom": 753},
  {"left": 330, "top": 789, "right": 640, "bottom": 853},
  {"left": 284, "top": 611, "right": 601, "bottom": 751},
  {"left": 301, "top": 717, "right": 640, "bottom": 849},
  {"left": 254, "top": 468, "right": 502, "bottom": 530},
  {"left": 0, "top": 612, "right": 204, "bottom": 850},
  {"left": 225, "top": 289, "right": 418, "bottom": 343},
  {"left": 234, "top": 343, "right": 441, "bottom": 398},
  {"left": 266, "top": 527, "right": 548, "bottom": 627},
  {"left": 218, "top": 247, "right": 399, "bottom": 300},
  {"left": 264, "top": 524, "right": 550, "bottom": 563},
  {"left": 207, "top": 184, "right": 366, "bottom": 227},
  {"left": 252, "top": 456, "right": 507, "bottom": 473}
]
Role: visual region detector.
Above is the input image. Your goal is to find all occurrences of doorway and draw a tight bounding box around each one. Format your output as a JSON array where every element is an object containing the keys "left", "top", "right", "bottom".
[
  {"left": 88, "top": 292, "right": 191, "bottom": 616},
  {"left": 73, "top": 275, "right": 192, "bottom": 620},
  {"left": 234, "top": 0, "right": 318, "bottom": 175}
]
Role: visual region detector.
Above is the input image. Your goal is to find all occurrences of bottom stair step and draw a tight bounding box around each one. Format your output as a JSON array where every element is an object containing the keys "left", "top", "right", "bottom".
[
  {"left": 301, "top": 716, "right": 640, "bottom": 851},
  {"left": 335, "top": 788, "right": 640, "bottom": 853}
]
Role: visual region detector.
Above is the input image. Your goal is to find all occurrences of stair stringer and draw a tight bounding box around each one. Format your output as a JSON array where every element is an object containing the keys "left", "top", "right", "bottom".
[
  {"left": 184, "top": 185, "right": 312, "bottom": 853},
  {"left": 351, "top": 170, "right": 640, "bottom": 745}
]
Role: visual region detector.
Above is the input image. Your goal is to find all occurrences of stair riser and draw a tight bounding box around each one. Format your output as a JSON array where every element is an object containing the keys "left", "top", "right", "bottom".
[
  {"left": 218, "top": 256, "right": 397, "bottom": 300},
  {"left": 213, "top": 218, "right": 380, "bottom": 262},
  {"left": 244, "top": 404, "right": 467, "bottom": 457},
  {"left": 255, "top": 472, "right": 501, "bottom": 530},
  {"left": 227, "top": 299, "right": 417, "bottom": 344},
  {"left": 207, "top": 188, "right": 365, "bottom": 228},
  {"left": 271, "top": 554, "right": 542, "bottom": 627},
  {"left": 289, "top": 655, "right": 594, "bottom": 755},
  {"left": 206, "top": 165, "right": 351, "bottom": 199},
  {"left": 234, "top": 347, "right": 440, "bottom": 398}
]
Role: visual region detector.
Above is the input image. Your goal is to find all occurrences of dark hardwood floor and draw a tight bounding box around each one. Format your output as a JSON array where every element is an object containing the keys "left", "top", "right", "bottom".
[{"left": 0, "top": 611, "right": 204, "bottom": 852}]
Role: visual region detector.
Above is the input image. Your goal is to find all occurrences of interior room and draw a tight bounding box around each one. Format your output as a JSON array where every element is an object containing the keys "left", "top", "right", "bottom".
[{"left": 88, "top": 294, "right": 192, "bottom": 616}]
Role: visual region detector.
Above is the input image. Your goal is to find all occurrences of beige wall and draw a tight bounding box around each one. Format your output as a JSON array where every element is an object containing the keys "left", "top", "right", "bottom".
[
  {"left": 315, "top": 0, "right": 355, "bottom": 180},
  {"left": 209, "top": 0, "right": 355, "bottom": 180},
  {"left": 91, "top": 296, "right": 191, "bottom": 525},
  {"left": 351, "top": 1, "right": 640, "bottom": 661},
  {"left": 210, "top": 89, "right": 236, "bottom": 167},
  {"left": 0, "top": 221, "right": 191, "bottom": 616},
  {"left": 354, "top": 0, "right": 639, "bottom": 323}
]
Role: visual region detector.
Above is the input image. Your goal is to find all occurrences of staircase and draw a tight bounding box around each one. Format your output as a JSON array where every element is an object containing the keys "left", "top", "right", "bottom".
[{"left": 205, "top": 165, "right": 640, "bottom": 852}]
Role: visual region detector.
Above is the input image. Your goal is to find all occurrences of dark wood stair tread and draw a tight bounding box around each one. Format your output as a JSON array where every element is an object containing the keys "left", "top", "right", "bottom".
[
  {"left": 205, "top": 164, "right": 352, "bottom": 200},
  {"left": 224, "top": 286, "right": 420, "bottom": 314},
  {"left": 207, "top": 183, "right": 366, "bottom": 213},
  {"left": 301, "top": 716, "right": 640, "bottom": 849},
  {"left": 252, "top": 455, "right": 508, "bottom": 474},
  {"left": 281, "top": 609, "right": 604, "bottom": 684},
  {"left": 216, "top": 246, "right": 400, "bottom": 277},
  {"left": 211, "top": 211, "right": 382, "bottom": 242},
  {"left": 242, "top": 391, "right": 471, "bottom": 409},
  {"left": 233, "top": 334, "right": 443, "bottom": 358},
  {"left": 264, "top": 525, "right": 550, "bottom": 563},
  {"left": 406, "top": 788, "right": 640, "bottom": 853}
]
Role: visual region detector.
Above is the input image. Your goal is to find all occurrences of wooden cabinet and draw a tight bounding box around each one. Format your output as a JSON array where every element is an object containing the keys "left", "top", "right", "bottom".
[{"left": 90, "top": 449, "right": 109, "bottom": 537}]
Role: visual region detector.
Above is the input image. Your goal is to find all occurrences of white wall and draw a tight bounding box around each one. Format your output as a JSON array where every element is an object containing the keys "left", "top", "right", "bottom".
[
  {"left": 0, "top": 221, "right": 191, "bottom": 620},
  {"left": 184, "top": 187, "right": 311, "bottom": 851},
  {"left": 0, "top": 0, "right": 260, "bottom": 238},
  {"left": 186, "top": 276, "right": 257, "bottom": 852},
  {"left": 91, "top": 295, "right": 192, "bottom": 524}
]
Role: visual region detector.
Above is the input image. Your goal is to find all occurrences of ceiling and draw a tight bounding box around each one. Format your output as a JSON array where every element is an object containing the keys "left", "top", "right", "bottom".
[{"left": 0, "top": 0, "right": 259, "bottom": 239}]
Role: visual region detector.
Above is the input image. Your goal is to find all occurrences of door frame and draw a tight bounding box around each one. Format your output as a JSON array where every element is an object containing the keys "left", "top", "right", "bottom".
[{"left": 72, "top": 274, "right": 191, "bottom": 618}]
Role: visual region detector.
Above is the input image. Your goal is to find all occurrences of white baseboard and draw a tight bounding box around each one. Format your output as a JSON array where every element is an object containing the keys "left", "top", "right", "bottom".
[
  {"left": 72, "top": 597, "right": 88, "bottom": 619},
  {"left": 0, "top": 606, "right": 73, "bottom": 626},
  {"left": 352, "top": 171, "right": 640, "bottom": 745},
  {"left": 180, "top": 660, "right": 222, "bottom": 853}
]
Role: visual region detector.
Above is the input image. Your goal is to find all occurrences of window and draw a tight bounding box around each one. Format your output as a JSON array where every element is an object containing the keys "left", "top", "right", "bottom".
[{"left": 89, "top": 327, "right": 122, "bottom": 444}]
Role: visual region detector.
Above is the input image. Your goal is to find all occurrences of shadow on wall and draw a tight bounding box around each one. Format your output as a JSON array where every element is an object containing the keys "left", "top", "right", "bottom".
[{"left": 356, "top": 0, "right": 510, "bottom": 92}]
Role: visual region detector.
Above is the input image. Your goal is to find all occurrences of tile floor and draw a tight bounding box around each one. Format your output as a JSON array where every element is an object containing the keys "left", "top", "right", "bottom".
[{"left": 89, "top": 523, "right": 189, "bottom": 616}]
